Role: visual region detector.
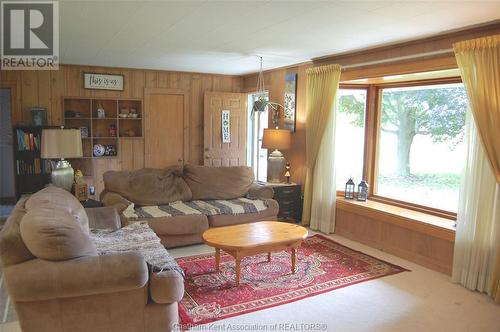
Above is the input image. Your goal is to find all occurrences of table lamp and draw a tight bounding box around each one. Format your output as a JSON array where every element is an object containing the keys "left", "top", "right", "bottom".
[
  {"left": 262, "top": 128, "right": 291, "bottom": 183},
  {"left": 41, "top": 128, "right": 83, "bottom": 191}
]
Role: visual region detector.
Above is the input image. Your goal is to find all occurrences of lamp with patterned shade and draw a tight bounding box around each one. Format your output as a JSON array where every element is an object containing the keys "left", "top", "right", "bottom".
[{"left": 262, "top": 128, "right": 291, "bottom": 183}]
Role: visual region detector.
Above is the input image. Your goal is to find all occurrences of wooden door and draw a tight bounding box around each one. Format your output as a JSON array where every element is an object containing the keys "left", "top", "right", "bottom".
[
  {"left": 204, "top": 92, "right": 247, "bottom": 166},
  {"left": 145, "top": 88, "right": 188, "bottom": 168}
]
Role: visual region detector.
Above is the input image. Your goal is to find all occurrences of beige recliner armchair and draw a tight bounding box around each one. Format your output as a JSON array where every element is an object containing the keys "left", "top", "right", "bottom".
[{"left": 0, "top": 186, "right": 184, "bottom": 332}]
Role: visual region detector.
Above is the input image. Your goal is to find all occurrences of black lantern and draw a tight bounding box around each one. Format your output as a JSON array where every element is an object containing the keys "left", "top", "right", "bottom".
[
  {"left": 345, "top": 178, "right": 355, "bottom": 199},
  {"left": 357, "top": 180, "right": 369, "bottom": 201}
]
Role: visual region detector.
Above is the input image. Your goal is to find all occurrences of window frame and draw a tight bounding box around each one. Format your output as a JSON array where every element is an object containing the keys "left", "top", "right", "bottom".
[
  {"left": 335, "top": 84, "right": 370, "bottom": 196},
  {"left": 247, "top": 91, "right": 269, "bottom": 182},
  {"left": 339, "top": 77, "right": 464, "bottom": 221}
]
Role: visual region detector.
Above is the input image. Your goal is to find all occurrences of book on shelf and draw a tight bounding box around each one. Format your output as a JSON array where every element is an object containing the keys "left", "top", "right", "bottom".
[
  {"left": 15, "top": 158, "right": 50, "bottom": 175},
  {"left": 29, "top": 133, "right": 34, "bottom": 150},
  {"left": 16, "top": 129, "right": 41, "bottom": 151},
  {"left": 42, "top": 159, "right": 52, "bottom": 174}
]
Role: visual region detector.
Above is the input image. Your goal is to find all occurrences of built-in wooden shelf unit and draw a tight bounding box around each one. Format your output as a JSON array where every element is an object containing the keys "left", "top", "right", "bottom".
[{"left": 63, "top": 97, "right": 143, "bottom": 175}]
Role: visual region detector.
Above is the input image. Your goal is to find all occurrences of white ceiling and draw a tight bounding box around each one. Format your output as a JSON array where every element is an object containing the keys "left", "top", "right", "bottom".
[{"left": 59, "top": 1, "right": 500, "bottom": 75}]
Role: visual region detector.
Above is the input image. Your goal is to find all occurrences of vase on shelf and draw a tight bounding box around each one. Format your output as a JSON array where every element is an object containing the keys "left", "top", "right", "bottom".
[{"left": 97, "top": 103, "right": 106, "bottom": 118}]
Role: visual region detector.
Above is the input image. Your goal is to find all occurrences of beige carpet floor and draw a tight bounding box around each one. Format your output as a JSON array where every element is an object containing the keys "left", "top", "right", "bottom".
[
  {"left": 1, "top": 231, "right": 500, "bottom": 332},
  {"left": 0, "top": 271, "right": 16, "bottom": 325}
]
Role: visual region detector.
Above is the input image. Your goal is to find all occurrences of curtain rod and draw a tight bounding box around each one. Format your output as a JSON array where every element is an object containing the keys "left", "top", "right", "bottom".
[{"left": 340, "top": 48, "right": 454, "bottom": 70}]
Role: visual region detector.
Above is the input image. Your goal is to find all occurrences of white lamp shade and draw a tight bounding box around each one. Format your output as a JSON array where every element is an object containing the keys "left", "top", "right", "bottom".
[
  {"left": 41, "top": 129, "right": 83, "bottom": 159},
  {"left": 262, "top": 128, "right": 291, "bottom": 150}
]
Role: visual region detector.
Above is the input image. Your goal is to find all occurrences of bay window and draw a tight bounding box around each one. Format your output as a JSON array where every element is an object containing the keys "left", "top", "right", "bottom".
[
  {"left": 375, "top": 83, "right": 467, "bottom": 213},
  {"left": 337, "top": 77, "right": 468, "bottom": 218},
  {"left": 335, "top": 88, "right": 367, "bottom": 190}
]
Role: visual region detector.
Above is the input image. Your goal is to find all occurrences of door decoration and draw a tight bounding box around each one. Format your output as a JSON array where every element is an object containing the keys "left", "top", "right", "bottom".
[{"left": 222, "top": 110, "right": 231, "bottom": 143}]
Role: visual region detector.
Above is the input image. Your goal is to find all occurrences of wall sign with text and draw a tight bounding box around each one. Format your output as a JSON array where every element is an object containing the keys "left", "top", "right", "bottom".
[
  {"left": 221, "top": 110, "right": 231, "bottom": 143},
  {"left": 83, "top": 73, "right": 124, "bottom": 91}
]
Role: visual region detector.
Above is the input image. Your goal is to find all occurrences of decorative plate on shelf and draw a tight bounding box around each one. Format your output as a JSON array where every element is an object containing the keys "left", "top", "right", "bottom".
[{"left": 93, "top": 144, "right": 105, "bottom": 157}]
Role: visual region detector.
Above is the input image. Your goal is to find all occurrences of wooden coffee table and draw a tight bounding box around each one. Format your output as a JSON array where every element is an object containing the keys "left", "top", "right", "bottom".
[{"left": 202, "top": 221, "right": 308, "bottom": 286}]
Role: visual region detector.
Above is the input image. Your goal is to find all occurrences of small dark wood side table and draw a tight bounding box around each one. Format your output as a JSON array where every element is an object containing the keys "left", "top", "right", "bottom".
[
  {"left": 81, "top": 198, "right": 103, "bottom": 208},
  {"left": 267, "top": 183, "right": 303, "bottom": 223}
]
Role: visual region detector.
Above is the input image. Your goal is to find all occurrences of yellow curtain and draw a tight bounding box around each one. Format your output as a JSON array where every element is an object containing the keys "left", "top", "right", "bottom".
[
  {"left": 493, "top": 254, "right": 500, "bottom": 303},
  {"left": 453, "top": 35, "right": 500, "bottom": 303},
  {"left": 302, "top": 64, "right": 341, "bottom": 225},
  {"left": 453, "top": 35, "right": 500, "bottom": 184}
]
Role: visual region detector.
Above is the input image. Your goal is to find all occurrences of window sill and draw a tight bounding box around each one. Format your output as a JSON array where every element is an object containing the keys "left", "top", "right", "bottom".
[{"left": 336, "top": 198, "right": 456, "bottom": 242}]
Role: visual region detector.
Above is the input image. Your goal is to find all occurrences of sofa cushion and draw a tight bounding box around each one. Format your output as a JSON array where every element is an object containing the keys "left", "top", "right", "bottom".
[
  {"left": 156, "top": 234, "right": 203, "bottom": 248},
  {"left": 85, "top": 207, "right": 121, "bottom": 230},
  {"left": 0, "top": 197, "right": 35, "bottom": 266},
  {"left": 25, "top": 185, "right": 90, "bottom": 234},
  {"left": 100, "top": 191, "right": 132, "bottom": 214},
  {"left": 246, "top": 183, "right": 274, "bottom": 200},
  {"left": 208, "top": 199, "right": 279, "bottom": 227},
  {"left": 20, "top": 208, "right": 97, "bottom": 261},
  {"left": 183, "top": 164, "right": 254, "bottom": 200},
  {"left": 103, "top": 166, "right": 192, "bottom": 206},
  {"left": 142, "top": 214, "right": 209, "bottom": 236}
]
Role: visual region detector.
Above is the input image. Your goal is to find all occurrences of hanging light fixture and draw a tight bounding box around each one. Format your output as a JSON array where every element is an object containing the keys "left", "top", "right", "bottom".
[
  {"left": 252, "top": 57, "right": 267, "bottom": 114},
  {"left": 252, "top": 57, "right": 283, "bottom": 128}
]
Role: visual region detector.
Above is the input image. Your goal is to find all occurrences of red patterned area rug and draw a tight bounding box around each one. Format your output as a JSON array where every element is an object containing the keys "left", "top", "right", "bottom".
[{"left": 177, "top": 234, "right": 408, "bottom": 326}]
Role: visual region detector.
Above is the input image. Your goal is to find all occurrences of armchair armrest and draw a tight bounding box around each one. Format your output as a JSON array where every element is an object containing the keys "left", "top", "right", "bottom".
[
  {"left": 86, "top": 206, "right": 121, "bottom": 230},
  {"left": 100, "top": 190, "right": 131, "bottom": 214},
  {"left": 246, "top": 182, "right": 274, "bottom": 200},
  {"left": 4, "top": 252, "right": 148, "bottom": 302},
  {"left": 149, "top": 270, "right": 184, "bottom": 304}
]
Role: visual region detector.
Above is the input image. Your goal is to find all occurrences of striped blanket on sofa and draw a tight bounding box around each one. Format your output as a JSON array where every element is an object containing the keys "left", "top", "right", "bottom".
[{"left": 122, "top": 198, "right": 268, "bottom": 220}]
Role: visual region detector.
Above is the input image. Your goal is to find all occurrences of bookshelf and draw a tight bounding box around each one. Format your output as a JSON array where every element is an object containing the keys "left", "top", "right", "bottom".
[
  {"left": 13, "top": 126, "right": 52, "bottom": 198},
  {"left": 63, "top": 97, "right": 143, "bottom": 176}
]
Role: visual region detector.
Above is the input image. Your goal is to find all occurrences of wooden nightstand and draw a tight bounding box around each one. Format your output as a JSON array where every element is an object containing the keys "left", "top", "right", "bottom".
[
  {"left": 267, "top": 183, "right": 303, "bottom": 223},
  {"left": 81, "top": 198, "right": 103, "bottom": 208}
]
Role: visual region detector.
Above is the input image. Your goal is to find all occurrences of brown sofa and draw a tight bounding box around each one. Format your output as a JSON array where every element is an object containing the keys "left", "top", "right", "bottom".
[
  {"left": 0, "top": 186, "right": 184, "bottom": 332},
  {"left": 100, "top": 165, "right": 279, "bottom": 248}
]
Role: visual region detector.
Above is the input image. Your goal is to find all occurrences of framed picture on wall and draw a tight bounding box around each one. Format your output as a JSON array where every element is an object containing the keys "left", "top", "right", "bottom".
[{"left": 284, "top": 73, "right": 297, "bottom": 132}]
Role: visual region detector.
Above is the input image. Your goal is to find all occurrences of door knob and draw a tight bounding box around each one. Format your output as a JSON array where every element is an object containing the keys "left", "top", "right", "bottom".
[{"left": 178, "top": 158, "right": 183, "bottom": 163}]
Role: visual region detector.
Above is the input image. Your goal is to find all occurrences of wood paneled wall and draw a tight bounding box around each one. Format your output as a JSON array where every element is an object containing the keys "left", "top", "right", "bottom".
[
  {"left": 0, "top": 64, "right": 242, "bottom": 196},
  {"left": 335, "top": 202, "right": 455, "bottom": 275},
  {"left": 243, "top": 64, "right": 311, "bottom": 186}
]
